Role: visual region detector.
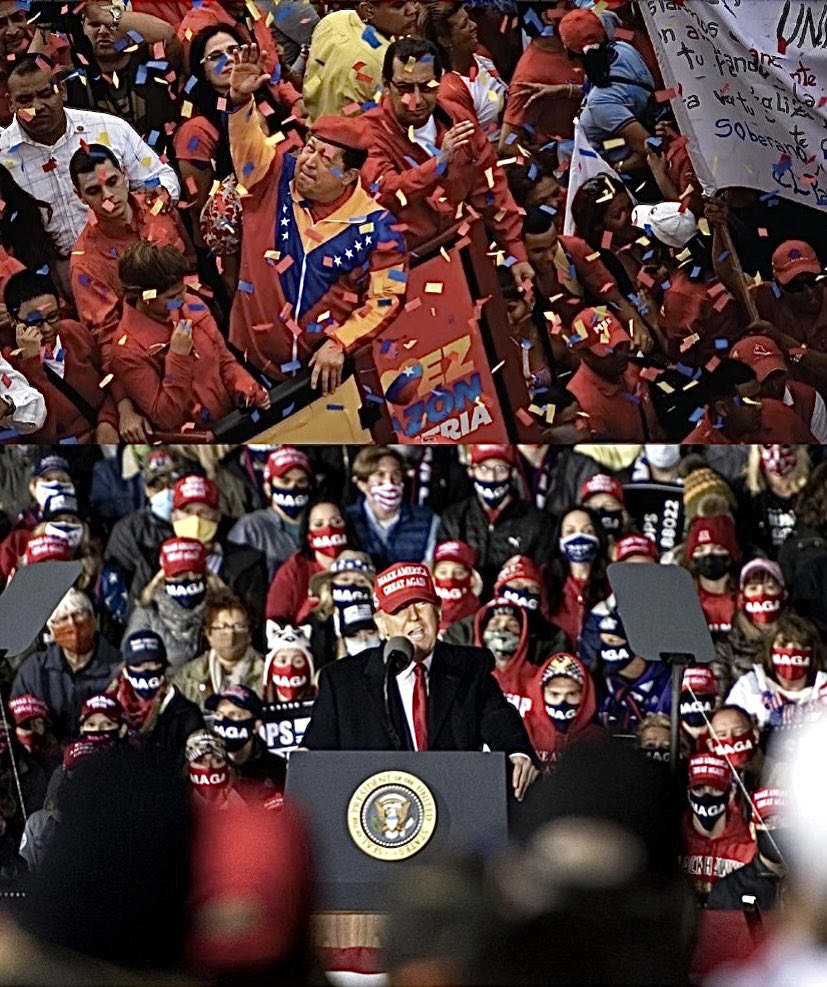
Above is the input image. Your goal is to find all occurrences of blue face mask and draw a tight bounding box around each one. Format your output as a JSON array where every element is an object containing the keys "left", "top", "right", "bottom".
[
  {"left": 474, "top": 478, "right": 511, "bottom": 509},
  {"left": 125, "top": 665, "right": 165, "bottom": 700},
  {"left": 165, "top": 577, "right": 206, "bottom": 610},
  {"left": 560, "top": 533, "right": 600, "bottom": 565},
  {"left": 601, "top": 642, "right": 634, "bottom": 671},
  {"left": 149, "top": 487, "right": 174, "bottom": 522},
  {"left": 545, "top": 700, "right": 579, "bottom": 732},
  {"left": 501, "top": 587, "right": 540, "bottom": 611},
  {"left": 271, "top": 488, "right": 310, "bottom": 520}
]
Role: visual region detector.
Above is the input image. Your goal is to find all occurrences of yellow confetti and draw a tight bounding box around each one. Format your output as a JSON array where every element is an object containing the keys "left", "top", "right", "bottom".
[
  {"left": 99, "top": 374, "right": 114, "bottom": 389},
  {"left": 424, "top": 282, "right": 444, "bottom": 295},
  {"left": 491, "top": 360, "right": 505, "bottom": 374},
  {"left": 142, "top": 289, "right": 157, "bottom": 300},
  {"left": 117, "top": 335, "right": 127, "bottom": 346},
  {"left": 484, "top": 167, "right": 494, "bottom": 189},
  {"left": 602, "top": 137, "right": 626, "bottom": 150},
  {"left": 359, "top": 223, "right": 375, "bottom": 234},
  {"left": 396, "top": 189, "right": 408, "bottom": 207}
]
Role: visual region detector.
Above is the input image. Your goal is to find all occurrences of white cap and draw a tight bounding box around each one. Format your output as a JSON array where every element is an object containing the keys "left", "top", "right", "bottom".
[
  {"left": 645, "top": 444, "right": 681, "bottom": 469},
  {"left": 632, "top": 201, "right": 698, "bottom": 249}
]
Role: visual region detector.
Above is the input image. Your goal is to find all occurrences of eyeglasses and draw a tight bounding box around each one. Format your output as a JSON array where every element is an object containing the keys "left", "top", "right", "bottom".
[
  {"left": 20, "top": 311, "right": 60, "bottom": 330},
  {"left": 783, "top": 274, "right": 819, "bottom": 293},
  {"left": 389, "top": 79, "right": 438, "bottom": 97},
  {"left": 201, "top": 45, "right": 241, "bottom": 65},
  {"left": 209, "top": 623, "right": 249, "bottom": 633}
]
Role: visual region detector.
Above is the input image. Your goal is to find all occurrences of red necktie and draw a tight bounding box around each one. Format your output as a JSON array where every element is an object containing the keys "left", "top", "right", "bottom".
[{"left": 412, "top": 662, "right": 429, "bottom": 751}]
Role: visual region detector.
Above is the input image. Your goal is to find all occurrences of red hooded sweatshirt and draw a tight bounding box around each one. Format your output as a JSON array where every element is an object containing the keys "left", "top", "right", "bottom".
[{"left": 475, "top": 599, "right": 534, "bottom": 719}]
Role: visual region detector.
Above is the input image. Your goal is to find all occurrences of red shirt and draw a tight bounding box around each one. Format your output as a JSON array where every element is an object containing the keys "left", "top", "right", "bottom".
[
  {"left": 549, "top": 574, "right": 592, "bottom": 650},
  {"left": 265, "top": 552, "right": 323, "bottom": 625},
  {"left": 173, "top": 116, "right": 221, "bottom": 166},
  {"left": 697, "top": 585, "right": 736, "bottom": 635},
  {"left": 5, "top": 319, "right": 117, "bottom": 443},
  {"left": 130, "top": 0, "right": 189, "bottom": 25},
  {"left": 680, "top": 810, "right": 755, "bottom": 901},
  {"left": 683, "top": 399, "right": 814, "bottom": 443},
  {"left": 503, "top": 42, "right": 584, "bottom": 145},
  {"left": 755, "top": 282, "right": 827, "bottom": 351},
  {"left": 362, "top": 96, "right": 527, "bottom": 261},
  {"left": 110, "top": 293, "right": 264, "bottom": 434},
  {"left": 657, "top": 267, "right": 744, "bottom": 366},
  {"left": 568, "top": 360, "right": 661, "bottom": 442}
]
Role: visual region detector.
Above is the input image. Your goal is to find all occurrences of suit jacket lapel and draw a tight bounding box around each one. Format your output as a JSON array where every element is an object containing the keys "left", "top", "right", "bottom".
[
  {"left": 362, "top": 648, "right": 404, "bottom": 750},
  {"left": 428, "top": 642, "right": 462, "bottom": 747}
]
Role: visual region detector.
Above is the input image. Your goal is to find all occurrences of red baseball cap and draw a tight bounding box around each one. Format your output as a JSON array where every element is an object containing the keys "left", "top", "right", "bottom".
[
  {"left": 682, "top": 666, "right": 718, "bottom": 696},
  {"left": 495, "top": 555, "right": 543, "bottom": 591},
  {"left": 569, "top": 307, "right": 631, "bottom": 357},
  {"left": 688, "top": 753, "right": 731, "bottom": 791},
  {"left": 374, "top": 562, "right": 439, "bottom": 614},
  {"left": 8, "top": 693, "right": 51, "bottom": 725},
  {"left": 729, "top": 335, "right": 787, "bottom": 382},
  {"left": 558, "top": 8, "right": 607, "bottom": 53},
  {"left": 772, "top": 240, "right": 821, "bottom": 285},
  {"left": 310, "top": 115, "right": 368, "bottom": 153},
  {"left": 614, "top": 534, "right": 659, "bottom": 563},
  {"left": 79, "top": 694, "right": 124, "bottom": 726},
  {"left": 160, "top": 537, "right": 207, "bottom": 578},
  {"left": 580, "top": 473, "right": 625, "bottom": 505},
  {"left": 469, "top": 444, "right": 517, "bottom": 466},
  {"left": 264, "top": 446, "right": 311, "bottom": 481},
  {"left": 24, "top": 533, "right": 72, "bottom": 565},
  {"left": 173, "top": 474, "right": 219, "bottom": 511},
  {"left": 752, "top": 787, "right": 786, "bottom": 823},
  {"left": 433, "top": 540, "right": 478, "bottom": 570}
]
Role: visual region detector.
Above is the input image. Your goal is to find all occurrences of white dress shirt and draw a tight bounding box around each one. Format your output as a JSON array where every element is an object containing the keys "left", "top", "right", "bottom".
[
  {"left": 0, "top": 107, "right": 180, "bottom": 255},
  {"left": 395, "top": 654, "right": 433, "bottom": 751}
]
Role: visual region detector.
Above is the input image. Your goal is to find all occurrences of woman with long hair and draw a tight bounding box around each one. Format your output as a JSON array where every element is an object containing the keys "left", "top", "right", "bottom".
[
  {"left": 738, "top": 445, "right": 810, "bottom": 559},
  {"left": 0, "top": 164, "right": 60, "bottom": 274}
]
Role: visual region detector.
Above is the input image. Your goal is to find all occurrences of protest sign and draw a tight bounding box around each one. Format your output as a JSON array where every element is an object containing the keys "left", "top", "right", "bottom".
[
  {"left": 622, "top": 481, "right": 685, "bottom": 556},
  {"left": 259, "top": 700, "right": 315, "bottom": 758},
  {"left": 641, "top": 0, "right": 827, "bottom": 209},
  {"left": 564, "top": 117, "right": 625, "bottom": 236}
]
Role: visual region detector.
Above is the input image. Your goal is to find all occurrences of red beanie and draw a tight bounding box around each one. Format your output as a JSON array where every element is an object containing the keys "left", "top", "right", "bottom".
[{"left": 686, "top": 515, "right": 741, "bottom": 565}]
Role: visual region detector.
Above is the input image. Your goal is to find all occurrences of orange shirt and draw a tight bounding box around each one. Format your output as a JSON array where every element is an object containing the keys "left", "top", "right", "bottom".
[
  {"left": 568, "top": 360, "right": 661, "bottom": 442},
  {"left": 504, "top": 42, "right": 583, "bottom": 146}
]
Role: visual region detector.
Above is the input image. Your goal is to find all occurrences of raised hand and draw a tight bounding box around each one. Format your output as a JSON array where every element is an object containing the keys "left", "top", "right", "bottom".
[{"left": 229, "top": 43, "right": 270, "bottom": 104}]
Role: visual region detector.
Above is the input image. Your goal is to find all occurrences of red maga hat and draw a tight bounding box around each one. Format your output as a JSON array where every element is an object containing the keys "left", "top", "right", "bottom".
[
  {"left": 173, "top": 474, "right": 219, "bottom": 510},
  {"left": 264, "top": 446, "right": 311, "bottom": 481},
  {"left": 160, "top": 537, "right": 207, "bottom": 578},
  {"left": 374, "top": 562, "right": 439, "bottom": 614},
  {"left": 580, "top": 473, "right": 625, "bottom": 505},
  {"left": 688, "top": 753, "right": 731, "bottom": 791}
]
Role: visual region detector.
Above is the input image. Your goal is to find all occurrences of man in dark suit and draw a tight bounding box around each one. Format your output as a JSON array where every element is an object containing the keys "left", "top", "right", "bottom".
[{"left": 303, "top": 562, "right": 540, "bottom": 800}]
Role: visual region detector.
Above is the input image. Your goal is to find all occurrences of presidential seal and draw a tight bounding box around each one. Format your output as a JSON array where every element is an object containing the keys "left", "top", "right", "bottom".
[{"left": 347, "top": 770, "right": 437, "bottom": 860}]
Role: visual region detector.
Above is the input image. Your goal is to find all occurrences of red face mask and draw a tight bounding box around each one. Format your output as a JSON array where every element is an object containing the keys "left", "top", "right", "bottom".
[
  {"left": 771, "top": 645, "right": 813, "bottom": 681},
  {"left": 16, "top": 728, "right": 48, "bottom": 756},
  {"left": 308, "top": 526, "right": 347, "bottom": 559},
  {"left": 742, "top": 589, "right": 785, "bottom": 625},
  {"left": 434, "top": 575, "right": 472, "bottom": 603},
  {"left": 189, "top": 764, "right": 229, "bottom": 790},
  {"left": 271, "top": 662, "right": 309, "bottom": 702},
  {"left": 51, "top": 617, "right": 96, "bottom": 655},
  {"left": 761, "top": 446, "right": 797, "bottom": 477},
  {"left": 709, "top": 728, "right": 756, "bottom": 767}
]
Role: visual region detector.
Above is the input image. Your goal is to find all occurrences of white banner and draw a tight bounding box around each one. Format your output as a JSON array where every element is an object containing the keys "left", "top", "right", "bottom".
[
  {"left": 641, "top": 0, "right": 827, "bottom": 210},
  {"left": 563, "top": 117, "right": 625, "bottom": 235}
]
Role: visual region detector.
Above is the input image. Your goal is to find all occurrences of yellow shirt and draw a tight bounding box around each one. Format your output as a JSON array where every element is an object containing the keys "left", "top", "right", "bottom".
[{"left": 302, "top": 9, "right": 387, "bottom": 121}]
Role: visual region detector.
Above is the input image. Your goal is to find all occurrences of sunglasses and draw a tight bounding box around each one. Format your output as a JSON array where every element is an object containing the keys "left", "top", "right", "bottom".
[{"left": 783, "top": 274, "right": 819, "bottom": 293}]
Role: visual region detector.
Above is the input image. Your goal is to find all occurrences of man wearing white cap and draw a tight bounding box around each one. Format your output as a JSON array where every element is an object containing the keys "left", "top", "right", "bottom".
[{"left": 303, "top": 561, "right": 539, "bottom": 800}]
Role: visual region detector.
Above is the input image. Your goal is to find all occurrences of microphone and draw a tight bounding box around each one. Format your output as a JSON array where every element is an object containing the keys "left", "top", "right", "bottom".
[{"left": 382, "top": 636, "right": 413, "bottom": 749}]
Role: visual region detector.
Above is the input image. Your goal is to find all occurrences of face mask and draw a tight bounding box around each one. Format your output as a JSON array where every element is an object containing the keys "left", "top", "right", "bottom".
[
  {"left": 434, "top": 575, "right": 472, "bottom": 603},
  {"left": 642, "top": 747, "right": 670, "bottom": 763},
  {"left": 560, "top": 532, "right": 600, "bottom": 565},
  {"left": 600, "top": 642, "right": 634, "bottom": 671},
  {"left": 757, "top": 828, "right": 787, "bottom": 865},
  {"left": 689, "top": 791, "right": 729, "bottom": 832},
  {"left": 771, "top": 645, "right": 812, "bottom": 681},
  {"left": 213, "top": 716, "right": 255, "bottom": 752},
  {"left": 679, "top": 692, "right": 715, "bottom": 728},
  {"left": 309, "top": 525, "right": 347, "bottom": 559},
  {"left": 44, "top": 521, "right": 84, "bottom": 550},
  {"left": 345, "top": 633, "right": 381, "bottom": 656},
  {"left": 595, "top": 508, "right": 623, "bottom": 536},
  {"left": 545, "top": 700, "right": 579, "bottom": 732},
  {"left": 17, "top": 730, "right": 49, "bottom": 755},
  {"left": 34, "top": 480, "right": 74, "bottom": 510},
  {"left": 51, "top": 616, "right": 96, "bottom": 655},
  {"left": 761, "top": 446, "right": 797, "bottom": 477},
  {"left": 172, "top": 515, "right": 218, "bottom": 546},
  {"left": 165, "top": 577, "right": 206, "bottom": 610},
  {"left": 369, "top": 481, "right": 404, "bottom": 513},
  {"left": 331, "top": 584, "right": 373, "bottom": 607},
  {"left": 271, "top": 662, "right": 309, "bottom": 701},
  {"left": 692, "top": 554, "right": 731, "bottom": 581},
  {"left": 501, "top": 586, "right": 540, "bottom": 611},
  {"left": 483, "top": 628, "right": 520, "bottom": 658},
  {"left": 189, "top": 764, "right": 229, "bottom": 789},
  {"left": 474, "top": 478, "right": 511, "bottom": 509},
  {"left": 645, "top": 444, "right": 681, "bottom": 469},
  {"left": 125, "top": 665, "right": 165, "bottom": 700},
  {"left": 710, "top": 728, "right": 755, "bottom": 767},
  {"left": 271, "top": 487, "right": 310, "bottom": 520},
  {"left": 742, "top": 589, "right": 784, "bottom": 625},
  {"left": 149, "top": 487, "right": 174, "bottom": 522}
]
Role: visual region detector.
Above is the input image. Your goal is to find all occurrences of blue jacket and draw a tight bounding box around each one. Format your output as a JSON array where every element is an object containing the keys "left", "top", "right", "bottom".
[{"left": 346, "top": 498, "right": 437, "bottom": 571}]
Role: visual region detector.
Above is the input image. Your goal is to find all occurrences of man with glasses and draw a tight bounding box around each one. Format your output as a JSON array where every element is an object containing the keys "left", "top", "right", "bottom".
[
  {"left": 438, "top": 444, "right": 555, "bottom": 595},
  {"left": 363, "top": 37, "right": 533, "bottom": 297},
  {"left": 3, "top": 269, "right": 120, "bottom": 443}
]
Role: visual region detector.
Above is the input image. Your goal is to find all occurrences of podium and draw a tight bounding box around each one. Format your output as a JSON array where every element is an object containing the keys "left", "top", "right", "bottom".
[{"left": 285, "top": 750, "right": 510, "bottom": 910}]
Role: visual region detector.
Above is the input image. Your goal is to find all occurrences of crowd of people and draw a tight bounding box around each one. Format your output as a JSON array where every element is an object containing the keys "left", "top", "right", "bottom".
[
  {"left": 0, "top": 0, "right": 818, "bottom": 442},
  {"left": 0, "top": 440, "right": 820, "bottom": 932}
]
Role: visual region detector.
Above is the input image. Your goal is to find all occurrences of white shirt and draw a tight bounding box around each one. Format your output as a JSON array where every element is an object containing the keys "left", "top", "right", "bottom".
[
  {"left": 0, "top": 107, "right": 180, "bottom": 255},
  {"left": 0, "top": 355, "right": 46, "bottom": 435},
  {"left": 396, "top": 654, "right": 433, "bottom": 751},
  {"left": 43, "top": 334, "right": 65, "bottom": 380},
  {"left": 412, "top": 116, "right": 439, "bottom": 157},
  {"left": 461, "top": 55, "right": 506, "bottom": 143}
]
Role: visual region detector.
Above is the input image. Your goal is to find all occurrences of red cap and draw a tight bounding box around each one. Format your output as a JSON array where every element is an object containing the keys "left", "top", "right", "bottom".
[
  {"left": 24, "top": 533, "right": 72, "bottom": 565},
  {"left": 580, "top": 473, "right": 625, "bottom": 505},
  {"left": 433, "top": 540, "right": 478, "bottom": 569},
  {"left": 8, "top": 693, "right": 51, "bottom": 725},
  {"left": 63, "top": 736, "right": 110, "bottom": 771},
  {"left": 79, "top": 694, "right": 124, "bottom": 726},
  {"left": 686, "top": 515, "right": 741, "bottom": 564},
  {"left": 569, "top": 307, "right": 631, "bottom": 356},
  {"left": 264, "top": 446, "right": 311, "bottom": 481},
  {"left": 614, "top": 534, "right": 659, "bottom": 563},
  {"left": 374, "top": 562, "right": 439, "bottom": 614},
  {"left": 772, "top": 240, "right": 820, "bottom": 285},
  {"left": 309, "top": 115, "right": 369, "bottom": 153},
  {"left": 559, "top": 8, "right": 607, "bottom": 54},
  {"left": 469, "top": 444, "right": 517, "bottom": 466},
  {"left": 729, "top": 335, "right": 787, "bottom": 382},
  {"left": 495, "top": 555, "right": 543, "bottom": 591},
  {"left": 752, "top": 787, "right": 786, "bottom": 822},
  {"left": 173, "top": 474, "right": 219, "bottom": 510},
  {"left": 160, "top": 537, "right": 207, "bottom": 578},
  {"left": 681, "top": 666, "right": 718, "bottom": 696},
  {"left": 688, "top": 753, "right": 731, "bottom": 791}
]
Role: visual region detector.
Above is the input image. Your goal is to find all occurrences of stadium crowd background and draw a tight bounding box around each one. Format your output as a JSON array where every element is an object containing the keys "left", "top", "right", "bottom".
[
  {"left": 0, "top": 0, "right": 821, "bottom": 442},
  {"left": 0, "top": 441, "right": 820, "bottom": 982}
]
